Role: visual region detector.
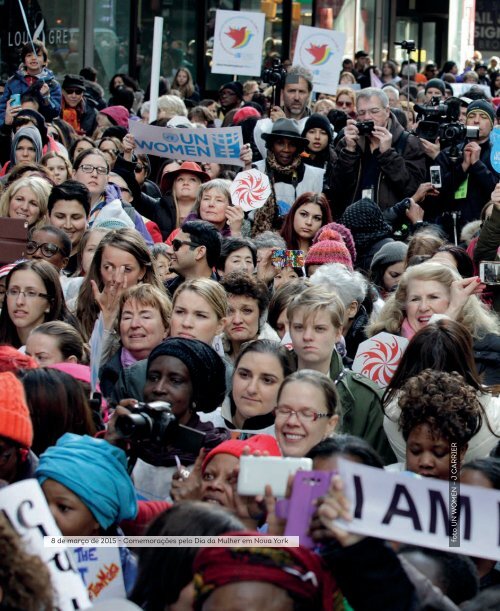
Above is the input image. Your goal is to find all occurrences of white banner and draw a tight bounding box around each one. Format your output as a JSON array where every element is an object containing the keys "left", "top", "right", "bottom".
[
  {"left": 212, "top": 9, "right": 266, "bottom": 76},
  {"left": 129, "top": 121, "right": 244, "bottom": 166},
  {"left": 451, "top": 83, "right": 491, "bottom": 98},
  {"left": 72, "top": 546, "right": 126, "bottom": 602},
  {"left": 292, "top": 26, "right": 346, "bottom": 95},
  {"left": 336, "top": 458, "right": 500, "bottom": 561},
  {"left": 0, "top": 480, "right": 91, "bottom": 610}
]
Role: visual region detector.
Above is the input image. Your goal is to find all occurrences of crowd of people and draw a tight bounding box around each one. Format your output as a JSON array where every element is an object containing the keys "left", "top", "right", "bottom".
[{"left": 0, "top": 37, "right": 499, "bottom": 610}]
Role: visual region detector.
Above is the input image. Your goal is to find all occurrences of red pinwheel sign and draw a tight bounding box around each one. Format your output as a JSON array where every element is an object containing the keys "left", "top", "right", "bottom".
[
  {"left": 230, "top": 169, "right": 271, "bottom": 212},
  {"left": 352, "top": 333, "right": 409, "bottom": 388}
]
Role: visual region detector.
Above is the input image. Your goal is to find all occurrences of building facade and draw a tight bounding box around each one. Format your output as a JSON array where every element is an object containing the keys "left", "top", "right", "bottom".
[{"left": 0, "top": 1, "right": 477, "bottom": 95}]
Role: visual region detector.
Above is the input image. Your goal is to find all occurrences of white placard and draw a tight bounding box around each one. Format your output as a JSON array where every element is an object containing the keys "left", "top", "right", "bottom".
[
  {"left": 336, "top": 458, "right": 500, "bottom": 561},
  {"left": 230, "top": 169, "right": 271, "bottom": 211},
  {"left": 292, "top": 26, "right": 346, "bottom": 95},
  {"left": 129, "top": 121, "right": 244, "bottom": 166},
  {"left": 352, "top": 332, "right": 409, "bottom": 388},
  {"left": 451, "top": 83, "right": 492, "bottom": 98},
  {"left": 72, "top": 546, "right": 126, "bottom": 602},
  {"left": 0, "top": 480, "right": 91, "bottom": 610},
  {"left": 212, "top": 9, "right": 266, "bottom": 76}
]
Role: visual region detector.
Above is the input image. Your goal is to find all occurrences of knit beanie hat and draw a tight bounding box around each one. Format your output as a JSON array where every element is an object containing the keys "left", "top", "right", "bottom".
[
  {"left": 425, "top": 78, "right": 446, "bottom": 95},
  {"left": 0, "top": 371, "right": 33, "bottom": 447},
  {"left": 99, "top": 105, "right": 130, "bottom": 128},
  {"left": 219, "top": 81, "right": 244, "bottom": 99},
  {"left": 36, "top": 433, "right": 137, "bottom": 529},
  {"left": 233, "top": 106, "right": 261, "bottom": 124},
  {"left": 10, "top": 125, "right": 43, "bottom": 166},
  {"left": 305, "top": 228, "right": 353, "bottom": 270},
  {"left": 301, "top": 113, "right": 333, "bottom": 144},
  {"left": 202, "top": 434, "right": 281, "bottom": 472},
  {"left": 147, "top": 338, "right": 226, "bottom": 413},
  {"left": 313, "top": 222, "right": 356, "bottom": 264},
  {"left": 370, "top": 241, "right": 408, "bottom": 271},
  {"left": 0, "top": 345, "right": 38, "bottom": 374},
  {"left": 466, "top": 100, "right": 495, "bottom": 126}
]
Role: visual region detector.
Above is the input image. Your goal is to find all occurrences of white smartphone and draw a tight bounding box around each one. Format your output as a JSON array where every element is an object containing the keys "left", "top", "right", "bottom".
[
  {"left": 430, "top": 165, "right": 442, "bottom": 188},
  {"left": 479, "top": 261, "right": 500, "bottom": 285},
  {"left": 237, "top": 455, "right": 312, "bottom": 497}
]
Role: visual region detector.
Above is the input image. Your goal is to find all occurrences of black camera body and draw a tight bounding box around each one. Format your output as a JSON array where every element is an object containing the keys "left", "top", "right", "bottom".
[
  {"left": 115, "top": 401, "right": 175, "bottom": 445},
  {"left": 262, "top": 58, "right": 288, "bottom": 107},
  {"left": 355, "top": 120, "right": 375, "bottom": 135},
  {"left": 415, "top": 97, "right": 477, "bottom": 158}
]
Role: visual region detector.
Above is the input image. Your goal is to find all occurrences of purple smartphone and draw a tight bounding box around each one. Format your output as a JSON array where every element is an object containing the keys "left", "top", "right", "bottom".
[{"left": 278, "top": 470, "right": 333, "bottom": 549}]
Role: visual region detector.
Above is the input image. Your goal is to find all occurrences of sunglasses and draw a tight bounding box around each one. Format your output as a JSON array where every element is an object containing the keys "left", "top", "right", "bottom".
[
  {"left": 65, "top": 88, "right": 83, "bottom": 95},
  {"left": 134, "top": 164, "right": 145, "bottom": 173},
  {"left": 26, "top": 241, "right": 64, "bottom": 258},
  {"left": 172, "top": 239, "right": 200, "bottom": 252}
]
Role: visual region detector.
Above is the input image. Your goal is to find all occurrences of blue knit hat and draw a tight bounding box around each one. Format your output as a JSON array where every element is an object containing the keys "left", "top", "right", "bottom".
[{"left": 36, "top": 433, "right": 137, "bottom": 529}]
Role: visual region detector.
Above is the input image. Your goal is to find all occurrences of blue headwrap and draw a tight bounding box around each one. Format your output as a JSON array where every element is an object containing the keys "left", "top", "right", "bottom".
[{"left": 36, "top": 433, "right": 138, "bottom": 529}]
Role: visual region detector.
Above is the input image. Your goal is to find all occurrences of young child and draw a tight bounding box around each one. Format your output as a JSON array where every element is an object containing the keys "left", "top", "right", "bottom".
[
  {"left": 398, "top": 369, "right": 482, "bottom": 480},
  {"left": 35, "top": 433, "right": 138, "bottom": 592}
]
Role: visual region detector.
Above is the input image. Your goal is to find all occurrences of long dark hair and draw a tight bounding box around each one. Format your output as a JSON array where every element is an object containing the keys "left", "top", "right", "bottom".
[
  {"left": 0, "top": 260, "right": 80, "bottom": 348},
  {"left": 384, "top": 320, "right": 484, "bottom": 405},
  {"left": 280, "top": 192, "right": 332, "bottom": 250}
]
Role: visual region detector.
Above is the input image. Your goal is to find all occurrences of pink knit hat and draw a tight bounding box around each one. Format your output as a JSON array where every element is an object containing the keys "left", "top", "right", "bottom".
[
  {"left": 99, "top": 106, "right": 130, "bottom": 128},
  {"left": 313, "top": 222, "right": 356, "bottom": 264},
  {"left": 305, "top": 228, "right": 353, "bottom": 270}
]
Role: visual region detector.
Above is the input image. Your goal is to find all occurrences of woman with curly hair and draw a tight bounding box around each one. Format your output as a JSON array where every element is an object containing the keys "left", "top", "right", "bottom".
[
  {"left": 367, "top": 261, "right": 500, "bottom": 384},
  {"left": 220, "top": 271, "right": 278, "bottom": 362},
  {"left": 0, "top": 514, "right": 53, "bottom": 610},
  {"left": 383, "top": 319, "right": 500, "bottom": 464},
  {"left": 398, "top": 369, "right": 483, "bottom": 480}
]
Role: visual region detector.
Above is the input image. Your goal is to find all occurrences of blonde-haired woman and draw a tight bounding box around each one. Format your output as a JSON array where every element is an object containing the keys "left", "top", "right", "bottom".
[
  {"left": 368, "top": 261, "right": 500, "bottom": 384},
  {"left": 0, "top": 176, "right": 51, "bottom": 230}
]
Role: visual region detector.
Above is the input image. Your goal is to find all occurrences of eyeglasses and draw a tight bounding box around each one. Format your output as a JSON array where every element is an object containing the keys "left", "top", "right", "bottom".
[
  {"left": 110, "top": 182, "right": 131, "bottom": 194},
  {"left": 172, "top": 239, "right": 200, "bottom": 252},
  {"left": 6, "top": 288, "right": 50, "bottom": 300},
  {"left": 274, "top": 406, "right": 331, "bottom": 422},
  {"left": 78, "top": 164, "right": 109, "bottom": 175},
  {"left": 65, "top": 88, "right": 83, "bottom": 95},
  {"left": 337, "top": 100, "right": 353, "bottom": 108},
  {"left": 357, "top": 107, "right": 384, "bottom": 117},
  {"left": 26, "top": 240, "right": 64, "bottom": 258}
]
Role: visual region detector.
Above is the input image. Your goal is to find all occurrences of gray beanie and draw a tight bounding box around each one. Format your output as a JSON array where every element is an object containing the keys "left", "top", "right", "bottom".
[
  {"left": 10, "top": 125, "right": 43, "bottom": 166},
  {"left": 424, "top": 78, "right": 446, "bottom": 95},
  {"left": 370, "top": 241, "right": 408, "bottom": 271}
]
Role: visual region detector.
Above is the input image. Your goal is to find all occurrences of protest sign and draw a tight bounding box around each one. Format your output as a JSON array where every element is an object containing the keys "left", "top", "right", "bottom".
[
  {"left": 0, "top": 480, "right": 91, "bottom": 610},
  {"left": 230, "top": 169, "right": 271, "bottom": 211},
  {"left": 212, "top": 9, "right": 266, "bottom": 76},
  {"left": 129, "top": 122, "right": 244, "bottom": 166},
  {"left": 292, "top": 26, "right": 346, "bottom": 95},
  {"left": 336, "top": 458, "right": 500, "bottom": 561},
  {"left": 72, "top": 546, "right": 126, "bottom": 602},
  {"left": 451, "top": 83, "right": 491, "bottom": 98},
  {"left": 490, "top": 127, "right": 500, "bottom": 173},
  {"left": 352, "top": 332, "right": 409, "bottom": 388}
]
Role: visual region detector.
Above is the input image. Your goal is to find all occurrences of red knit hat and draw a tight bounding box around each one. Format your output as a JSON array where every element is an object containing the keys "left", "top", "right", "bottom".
[
  {"left": 305, "top": 228, "right": 353, "bottom": 270},
  {"left": 0, "top": 345, "right": 38, "bottom": 374},
  {"left": 313, "top": 222, "right": 357, "bottom": 264},
  {"left": 202, "top": 434, "right": 281, "bottom": 473},
  {"left": 233, "top": 106, "right": 261, "bottom": 124},
  {"left": 0, "top": 371, "right": 33, "bottom": 447}
]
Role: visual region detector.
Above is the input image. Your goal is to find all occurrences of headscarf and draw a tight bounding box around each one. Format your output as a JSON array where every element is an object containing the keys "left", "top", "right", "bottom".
[
  {"left": 10, "top": 125, "right": 43, "bottom": 166},
  {"left": 147, "top": 338, "right": 226, "bottom": 413},
  {"left": 36, "top": 433, "right": 137, "bottom": 529},
  {"left": 193, "top": 535, "right": 337, "bottom": 610}
]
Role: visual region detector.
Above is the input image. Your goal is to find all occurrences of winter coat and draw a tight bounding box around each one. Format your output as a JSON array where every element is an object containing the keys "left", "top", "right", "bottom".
[
  {"left": 332, "top": 112, "right": 426, "bottom": 211},
  {"left": 329, "top": 350, "right": 395, "bottom": 464},
  {"left": 473, "top": 202, "right": 500, "bottom": 314},
  {"left": 0, "top": 67, "right": 62, "bottom": 125},
  {"left": 437, "top": 139, "right": 499, "bottom": 224}
]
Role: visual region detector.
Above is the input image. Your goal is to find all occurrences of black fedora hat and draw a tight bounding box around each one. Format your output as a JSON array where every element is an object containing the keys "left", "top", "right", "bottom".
[{"left": 261, "top": 118, "right": 310, "bottom": 149}]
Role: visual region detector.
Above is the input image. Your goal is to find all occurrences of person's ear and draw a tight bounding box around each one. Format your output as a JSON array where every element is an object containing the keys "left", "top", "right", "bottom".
[
  {"left": 66, "top": 355, "right": 78, "bottom": 364},
  {"left": 324, "top": 414, "right": 339, "bottom": 438},
  {"left": 61, "top": 257, "right": 69, "bottom": 271},
  {"left": 346, "top": 300, "right": 359, "bottom": 320},
  {"left": 215, "top": 316, "right": 227, "bottom": 336},
  {"left": 195, "top": 245, "right": 207, "bottom": 262}
]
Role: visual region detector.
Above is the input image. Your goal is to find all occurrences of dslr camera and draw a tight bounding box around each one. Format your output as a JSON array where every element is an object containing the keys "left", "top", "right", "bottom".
[
  {"left": 115, "top": 401, "right": 205, "bottom": 454},
  {"left": 415, "top": 97, "right": 479, "bottom": 159},
  {"left": 262, "top": 58, "right": 288, "bottom": 107},
  {"left": 355, "top": 120, "right": 375, "bottom": 135}
]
